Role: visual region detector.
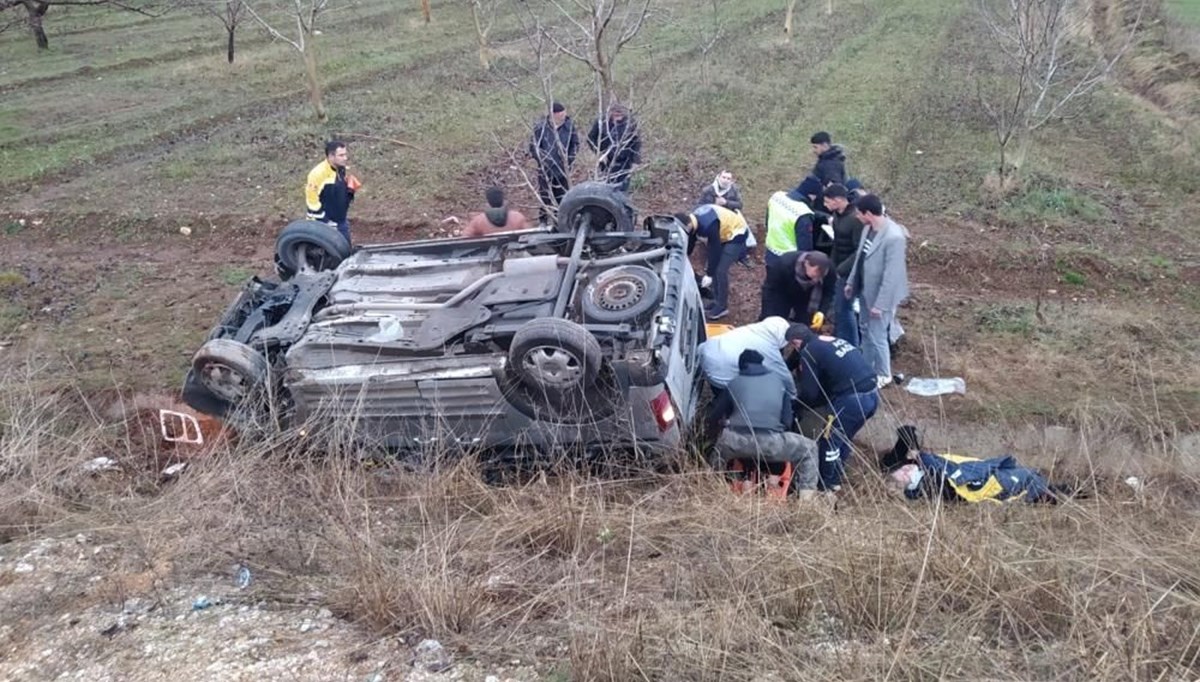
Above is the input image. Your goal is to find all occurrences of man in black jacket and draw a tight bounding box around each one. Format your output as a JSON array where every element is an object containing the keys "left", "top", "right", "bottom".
[
  {"left": 760, "top": 251, "right": 836, "bottom": 325},
  {"left": 588, "top": 104, "right": 641, "bottom": 193},
  {"left": 529, "top": 101, "right": 579, "bottom": 224},
  {"left": 709, "top": 349, "right": 819, "bottom": 495},
  {"left": 823, "top": 184, "right": 864, "bottom": 345},
  {"left": 810, "top": 131, "right": 847, "bottom": 188},
  {"left": 786, "top": 325, "right": 879, "bottom": 491}
]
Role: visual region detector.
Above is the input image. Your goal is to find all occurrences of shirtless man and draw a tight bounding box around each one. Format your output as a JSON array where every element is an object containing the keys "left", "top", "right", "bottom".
[{"left": 462, "top": 186, "right": 530, "bottom": 237}]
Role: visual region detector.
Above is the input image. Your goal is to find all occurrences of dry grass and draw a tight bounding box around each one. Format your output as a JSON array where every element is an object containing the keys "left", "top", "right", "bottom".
[{"left": 3, "top": 360, "right": 1200, "bottom": 680}]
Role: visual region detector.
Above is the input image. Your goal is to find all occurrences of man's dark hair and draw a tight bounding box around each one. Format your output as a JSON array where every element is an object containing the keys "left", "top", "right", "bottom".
[
  {"left": 785, "top": 324, "right": 814, "bottom": 343},
  {"left": 854, "top": 193, "right": 885, "bottom": 217},
  {"left": 799, "top": 250, "right": 832, "bottom": 272},
  {"left": 824, "top": 183, "right": 848, "bottom": 199},
  {"left": 324, "top": 140, "right": 346, "bottom": 157},
  {"left": 551, "top": 101, "right": 566, "bottom": 113},
  {"left": 485, "top": 186, "right": 505, "bottom": 208},
  {"left": 737, "top": 349, "right": 764, "bottom": 371},
  {"left": 673, "top": 212, "right": 693, "bottom": 229},
  {"left": 810, "top": 131, "right": 832, "bottom": 145}
]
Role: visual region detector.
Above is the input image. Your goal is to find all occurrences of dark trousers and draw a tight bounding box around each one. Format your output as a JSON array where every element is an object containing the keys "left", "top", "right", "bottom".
[
  {"left": 536, "top": 171, "right": 569, "bottom": 223},
  {"left": 336, "top": 220, "right": 351, "bottom": 246},
  {"left": 707, "top": 240, "right": 745, "bottom": 314},
  {"left": 834, "top": 275, "right": 859, "bottom": 346},
  {"left": 817, "top": 389, "right": 879, "bottom": 489}
]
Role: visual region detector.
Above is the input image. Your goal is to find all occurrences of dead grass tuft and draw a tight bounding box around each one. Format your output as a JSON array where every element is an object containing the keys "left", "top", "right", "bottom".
[{"left": 2, "top": 357, "right": 1200, "bottom": 679}]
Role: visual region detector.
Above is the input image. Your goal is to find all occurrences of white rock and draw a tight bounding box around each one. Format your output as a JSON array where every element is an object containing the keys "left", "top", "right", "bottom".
[
  {"left": 14, "top": 562, "right": 34, "bottom": 573},
  {"left": 299, "top": 620, "right": 314, "bottom": 633}
]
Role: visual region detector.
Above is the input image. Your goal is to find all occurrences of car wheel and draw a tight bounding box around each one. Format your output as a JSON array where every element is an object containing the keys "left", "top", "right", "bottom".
[
  {"left": 555, "top": 182, "right": 634, "bottom": 255},
  {"left": 275, "top": 220, "right": 351, "bottom": 280},
  {"left": 191, "top": 338, "right": 269, "bottom": 404},
  {"left": 509, "top": 318, "right": 602, "bottom": 399},
  {"left": 581, "top": 265, "right": 663, "bottom": 324}
]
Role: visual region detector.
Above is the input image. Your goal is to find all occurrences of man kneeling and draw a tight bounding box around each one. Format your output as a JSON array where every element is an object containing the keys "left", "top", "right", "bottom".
[{"left": 708, "top": 349, "right": 820, "bottom": 498}]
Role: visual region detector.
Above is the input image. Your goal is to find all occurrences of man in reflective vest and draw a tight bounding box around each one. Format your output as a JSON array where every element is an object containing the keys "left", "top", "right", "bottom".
[{"left": 763, "top": 182, "right": 817, "bottom": 268}]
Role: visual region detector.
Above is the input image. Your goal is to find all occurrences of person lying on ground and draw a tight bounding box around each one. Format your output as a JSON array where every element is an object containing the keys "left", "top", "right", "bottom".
[
  {"left": 707, "top": 349, "right": 820, "bottom": 496},
  {"left": 462, "top": 186, "right": 530, "bottom": 238},
  {"left": 881, "top": 426, "right": 1076, "bottom": 504},
  {"left": 760, "top": 250, "right": 836, "bottom": 325},
  {"left": 785, "top": 324, "right": 879, "bottom": 491},
  {"left": 676, "top": 204, "right": 749, "bottom": 321},
  {"left": 699, "top": 316, "right": 796, "bottom": 399}
]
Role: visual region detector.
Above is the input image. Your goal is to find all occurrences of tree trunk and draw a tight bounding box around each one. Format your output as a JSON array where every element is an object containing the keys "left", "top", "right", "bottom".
[
  {"left": 23, "top": 0, "right": 50, "bottom": 51},
  {"left": 302, "top": 44, "right": 327, "bottom": 122},
  {"left": 420, "top": 0, "right": 431, "bottom": 24},
  {"left": 470, "top": 2, "right": 489, "bottom": 70},
  {"left": 784, "top": 0, "right": 797, "bottom": 38},
  {"left": 226, "top": 26, "right": 236, "bottom": 63}
]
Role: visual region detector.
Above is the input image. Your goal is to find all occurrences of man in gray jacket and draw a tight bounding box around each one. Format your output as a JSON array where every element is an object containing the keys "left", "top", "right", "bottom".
[
  {"left": 708, "top": 349, "right": 820, "bottom": 495},
  {"left": 845, "top": 194, "right": 909, "bottom": 388}
]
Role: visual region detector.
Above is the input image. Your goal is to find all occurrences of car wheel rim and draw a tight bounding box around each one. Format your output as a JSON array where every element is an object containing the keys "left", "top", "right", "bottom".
[
  {"left": 594, "top": 275, "right": 645, "bottom": 312},
  {"left": 199, "top": 361, "right": 252, "bottom": 402},
  {"left": 522, "top": 346, "right": 584, "bottom": 387}
]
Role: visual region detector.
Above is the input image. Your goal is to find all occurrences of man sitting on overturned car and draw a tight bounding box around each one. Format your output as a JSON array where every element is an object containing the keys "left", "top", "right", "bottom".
[{"left": 708, "top": 350, "right": 820, "bottom": 496}]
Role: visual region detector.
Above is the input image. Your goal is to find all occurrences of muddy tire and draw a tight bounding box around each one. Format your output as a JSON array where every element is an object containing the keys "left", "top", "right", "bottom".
[
  {"left": 275, "top": 220, "right": 351, "bottom": 279},
  {"left": 191, "top": 339, "right": 269, "bottom": 404},
  {"left": 581, "top": 265, "right": 663, "bottom": 324},
  {"left": 509, "top": 318, "right": 602, "bottom": 401},
  {"left": 555, "top": 182, "right": 634, "bottom": 254}
]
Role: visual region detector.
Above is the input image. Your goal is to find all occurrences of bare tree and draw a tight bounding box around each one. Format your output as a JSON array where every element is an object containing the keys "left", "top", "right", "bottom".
[
  {"left": 535, "top": 0, "right": 653, "bottom": 104},
  {"left": 0, "top": 0, "right": 169, "bottom": 50},
  {"left": 468, "top": 0, "right": 500, "bottom": 70},
  {"left": 693, "top": 0, "right": 725, "bottom": 86},
  {"left": 189, "top": 0, "right": 246, "bottom": 62},
  {"left": 243, "top": 0, "right": 331, "bottom": 121},
  {"left": 783, "top": 0, "right": 796, "bottom": 39},
  {"left": 974, "top": 0, "right": 1143, "bottom": 183},
  {"left": 418, "top": 0, "right": 427, "bottom": 23}
]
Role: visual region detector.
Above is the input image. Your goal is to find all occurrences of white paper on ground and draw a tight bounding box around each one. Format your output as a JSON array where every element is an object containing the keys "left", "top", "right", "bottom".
[{"left": 904, "top": 377, "right": 966, "bottom": 396}]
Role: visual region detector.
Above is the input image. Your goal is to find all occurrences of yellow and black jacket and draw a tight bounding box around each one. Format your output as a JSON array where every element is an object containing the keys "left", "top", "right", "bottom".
[{"left": 305, "top": 161, "right": 353, "bottom": 224}]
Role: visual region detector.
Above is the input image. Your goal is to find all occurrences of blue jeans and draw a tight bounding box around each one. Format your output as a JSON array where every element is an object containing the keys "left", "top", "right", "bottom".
[
  {"left": 818, "top": 389, "right": 879, "bottom": 489},
  {"left": 335, "top": 220, "right": 351, "bottom": 246},
  {"left": 835, "top": 276, "right": 859, "bottom": 346}
]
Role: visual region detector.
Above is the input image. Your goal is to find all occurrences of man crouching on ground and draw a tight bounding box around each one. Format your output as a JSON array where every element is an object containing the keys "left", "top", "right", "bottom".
[{"left": 708, "top": 349, "right": 820, "bottom": 497}]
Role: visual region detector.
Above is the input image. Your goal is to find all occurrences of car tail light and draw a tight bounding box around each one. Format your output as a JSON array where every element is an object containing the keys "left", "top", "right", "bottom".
[{"left": 650, "top": 390, "right": 676, "bottom": 432}]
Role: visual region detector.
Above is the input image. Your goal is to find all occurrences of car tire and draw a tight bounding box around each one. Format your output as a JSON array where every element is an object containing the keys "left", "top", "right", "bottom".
[
  {"left": 509, "top": 318, "right": 602, "bottom": 399},
  {"left": 191, "top": 338, "right": 269, "bottom": 405},
  {"left": 581, "top": 265, "right": 663, "bottom": 324},
  {"left": 555, "top": 182, "right": 634, "bottom": 254},
  {"left": 275, "top": 220, "right": 351, "bottom": 279}
]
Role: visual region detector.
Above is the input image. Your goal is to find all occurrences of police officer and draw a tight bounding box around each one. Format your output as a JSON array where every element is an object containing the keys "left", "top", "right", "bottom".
[
  {"left": 762, "top": 183, "right": 817, "bottom": 268},
  {"left": 785, "top": 324, "right": 879, "bottom": 491}
]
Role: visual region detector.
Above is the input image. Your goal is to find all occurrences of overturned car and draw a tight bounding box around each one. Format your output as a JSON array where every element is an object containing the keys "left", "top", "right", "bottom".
[{"left": 182, "top": 183, "right": 708, "bottom": 454}]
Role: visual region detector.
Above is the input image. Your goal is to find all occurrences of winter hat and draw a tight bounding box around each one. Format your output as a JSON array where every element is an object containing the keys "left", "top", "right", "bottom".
[
  {"left": 785, "top": 323, "right": 814, "bottom": 343},
  {"left": 796, "top": 175, "right": 823, "bottom": 199}
]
